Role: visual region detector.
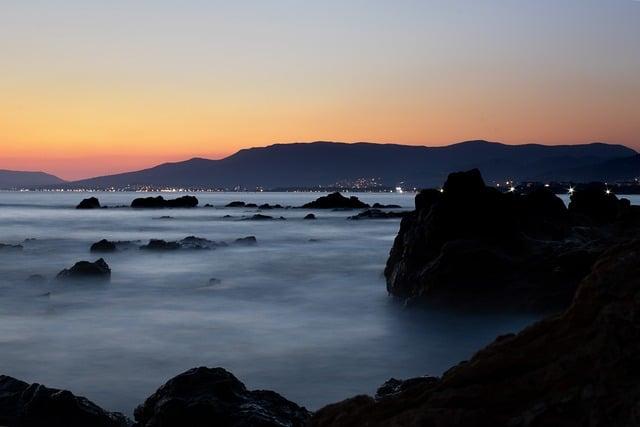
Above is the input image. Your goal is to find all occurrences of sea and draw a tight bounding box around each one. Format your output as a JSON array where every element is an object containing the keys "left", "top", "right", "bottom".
[{"left": 0, "top": 191, "right": 562, "bottom": 416}]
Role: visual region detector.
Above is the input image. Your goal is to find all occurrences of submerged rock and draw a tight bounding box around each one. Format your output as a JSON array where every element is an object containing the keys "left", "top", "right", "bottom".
[
  {"left": 304, "top": 213, "right": 317, "bottom": 220},
  {"left": 133, "top": 367, "right": 310, "bottom": 427},
  {"left": 372, "top": 203, "right": 402, "bottom": 209},
  {"left": 56, "top": 258, "right": 111, "bottom": 281},
  {"left": 76, "top": 197, "right": 101, "bottom": 209},
  {"left": 245, "top": 214, "right": 285, "bottom": 221},
  {"left": 313, "top": 240, "right": 640, "bottom": 427},
  {"left": 348, "top": 209, "right": 406, "bottom": 220},
  {"left": 302, "top": 192, "right": 369, "bottom": 209},
  {"left": 179, "top": 236, "right": 225, "bottom": 250},
  {"left": 225, "top": 201, "right": 246, "bottom": 207},
  {"left": 131, "top": 195, "right": 198, "bottom": 208},
  {"left": 234, "top": 236, "right": 257, "bottom": 245},
  {"left": 259, "top": 203, "right": 284, "bottom": 210},
  {"left": 140, "top": 240, "right": 181, "bottom": 251},
  {"left": 208, "top": 278, "right": 221, "bottom": 285},
  {"left": 0, "top": 243, "right": 23, "bottom": 251},
  {"left": 383, "top": 168, "right": 635, "bottom": 310},
  {"left": 90, "top": 239, "right": 117, "bottom": 253},
  {"left": 26, "top": 274, "right": 46, "bottom": 284},
  {"left": 0, "top": 375, "right": 130, "bottom": 427}
]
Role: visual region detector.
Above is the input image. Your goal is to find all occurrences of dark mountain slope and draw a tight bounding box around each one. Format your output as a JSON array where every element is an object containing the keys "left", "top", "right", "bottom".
[
  {"left": 65, "top": 140, "right": 635, "bottom": 189},
  {"left": 0, "top": 169, "right": 66, "bottom": 189}
]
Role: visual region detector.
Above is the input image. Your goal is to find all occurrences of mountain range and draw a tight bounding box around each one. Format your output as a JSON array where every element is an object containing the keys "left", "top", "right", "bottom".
[
  {"left": 1, "top": 140, "right": 638, "bottom": 190},
  {"left": 0, "top": 170, "right": 66, "bottom": 189}
]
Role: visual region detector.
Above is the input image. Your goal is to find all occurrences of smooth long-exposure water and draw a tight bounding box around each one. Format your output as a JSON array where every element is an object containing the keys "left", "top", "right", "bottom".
[{"left": 0, "top": 191, "right": 538, "bottom": 416}]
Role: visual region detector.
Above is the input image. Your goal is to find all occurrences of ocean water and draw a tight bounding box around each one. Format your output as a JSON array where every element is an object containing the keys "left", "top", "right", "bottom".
[{"left": 0, "top": 191, "right": 538, "bottom": 416}]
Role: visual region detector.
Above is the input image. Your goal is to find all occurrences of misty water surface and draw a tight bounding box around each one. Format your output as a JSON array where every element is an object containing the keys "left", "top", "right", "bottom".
[{"left": 0, "top": 191, "right": 542, "bottom": 416}]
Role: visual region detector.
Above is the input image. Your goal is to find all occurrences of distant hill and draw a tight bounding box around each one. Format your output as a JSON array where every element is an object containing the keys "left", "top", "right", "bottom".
[
  {"left": 65, "top": 140, "right": 636, "bottom": 189},
  {"left": 538, "top": 154, "right": 640, "bottom": 183},
  {"left": 0, "top": 170, "right": 66, "bottom": 189}
]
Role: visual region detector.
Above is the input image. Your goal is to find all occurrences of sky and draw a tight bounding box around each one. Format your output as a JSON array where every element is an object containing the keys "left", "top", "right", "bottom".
[{"left": 1, "top": 0, "right": 639, "bottom": 180}]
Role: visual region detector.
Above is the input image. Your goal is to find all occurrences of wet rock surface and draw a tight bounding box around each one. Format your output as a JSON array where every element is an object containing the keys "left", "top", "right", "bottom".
[
  {"left": 384, "top": 169, "right": 638, "bottom": 310},
  {"left": 0, "top": 375, "right": 130, "bottom": 427},
  {"left": 313, "top": 240, "right": 640, "bottom": 427},
  {"left": 56, "top": 258, "right": 111, "bottom": 281},
  {"left": 234, "top": 236, "right": 257, "bottom": 245},
  {"left": 302, "top": 192, "right": 369, "bottom": 209},
  {"left": 304, "top": 213, "right": 316, "bottom": 220},
  {"left": 76, "top": 197, "right": 101, "bottom": 209},
  {"left": 348, "top": 209, "right": 406, "bottom": 220},
  {"left": 133, "top": 367, "right": 311, "bottom": 427},
  {"left": 131, "top": 196, "right": 198, "bottom": 209},
  {"left": 90, "top": 239, "right": 117, "bottom": 253},
  {"left": 0, "top": 243, "right": 23, "bottom": 251}
]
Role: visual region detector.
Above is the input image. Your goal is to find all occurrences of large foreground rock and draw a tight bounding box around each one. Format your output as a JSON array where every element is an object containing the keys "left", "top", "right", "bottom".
[
  {"left": 384, "top": 169, "right": 637, "bottom": 310},
  {"left": 0, "top": 375, "right": 129, "bottom": 427},
  {"left": 131, "top": 196, "right": 198, "bottom": 208},
  {"left": 56, "top": 258, "right": 111, "bottom": 281},
  {"left": 302, "top": 192, "right": 369, "bottom": 209},
  {"left": 133, "top": 367, "right": 310, "bottom": 427},
  {"left": 313, "top": 240, "right": 640, "bottom": 426}
]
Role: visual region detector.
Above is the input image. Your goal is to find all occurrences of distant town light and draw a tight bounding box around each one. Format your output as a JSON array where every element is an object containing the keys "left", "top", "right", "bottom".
[
  {"left": 568, "top": 187, "right": 575, "bottom": 194},
  {"left": 395, "top": 186, "right": 403, "bottom": 193},
  {"left": 509, "top": 186, "right": 515, "bottom": 192},
  {"left": 606, "top": 189, "right": 611, "bottom": 195}
]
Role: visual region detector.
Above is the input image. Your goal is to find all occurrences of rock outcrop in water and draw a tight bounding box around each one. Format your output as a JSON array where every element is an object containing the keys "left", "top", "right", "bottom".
[
  {"left": 76, "top": 197, "right": 101, "bottom": 209},
  {"left": 384, "top": 169, "right": 637, "bottom": 310},
  {"left": 0, "top": 375, "right": 130, "bottom": 427},
  {"left": 131, "top": 195, "right": 198, "bottom": 208},
  {"left": 56, "top": 258, "right": 111, "bottom": 281},
  {"left": 133, "top": 367, "right": 311, "bottom": 427},
  {"left": 140, "top": 237, "right": 224, "bottom": 251},
  {"left": 0, "top": 243, "right": 23, "bottom": 251},
  {"left": 348, "top": 209, "right": 406, "bottom": 220},
  {"left": 313, "top": 239, "right": 640, "bottom": 426},
  {"left": 302, "top": 192, "right": 369, "bottom": 209},
  {"left": 90, "top": 239, "right": 117, "bottom": 253}
]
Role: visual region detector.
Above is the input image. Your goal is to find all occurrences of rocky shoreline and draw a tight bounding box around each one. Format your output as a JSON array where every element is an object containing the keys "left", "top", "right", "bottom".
[{"left": 4, "top": 172, "right": 640, "bottom": 426}]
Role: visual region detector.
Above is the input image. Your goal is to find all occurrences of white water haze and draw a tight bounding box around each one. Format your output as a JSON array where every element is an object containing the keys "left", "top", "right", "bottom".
[{"left": 0, "top": 192, "right": 541, "bottom": 416}]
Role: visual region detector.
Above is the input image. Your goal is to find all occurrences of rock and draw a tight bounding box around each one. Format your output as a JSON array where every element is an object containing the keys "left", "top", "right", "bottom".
[
  {"left": 56, "top": 258, "right": 111, "bottom": 281},
  {"left": 131, "top": 195, "right": 198, "bottom": 208},
  {"left": 76, "top": 197, "right": 101, "bottom": 209},
  {"left": 302, "top": 192, "right": 370, "bottom": 209},
  {"left": 245, "top": 203, "right": 258, "bottom": 208},
  {"left": 312, "top": 240, "right": 640, "bottom": 427},
  {"left": 140, "top": 240, "right": 181, "bottom": 251},
  {"left": 383, "top": 169, "right": 628, "bottom": 310},
  {"left": 0, "top": 375, "right": 130, "bottom": 427},
  {"left": 133, "top": 367, "right": 310, "bottom": 427},
  {"left": 90, "top": 239, "right": 117, "bottom": 253},
  {"left": 372, "top": 203, "right": 402, "bottom": 209},
  {"left": 234, "top": 236, "right": 257, "bottom": 245},
  {"left": 304, "top": 213, "right": 317, "bottom": 220},
  {"left": 0, "top": 243, "right": 23, "bottom": 251},
  {"left": 225, "top": 201, "right": 245, "bottom": 207},
  {"left": 179, "top": 236, "right": 224, "bottom": 250},
  {"left": 246, "top": 214, "right": 274, "bottom": 220},
  {"left": 348, "top": 209, "right": 406, "bottom": 220},
  {"left": 208, "top": 278, "right": 221, "bottom": 285},
  {"left": 204, "top": 204, "right": 214, "bottom": 208},
  {"left": 259, "top": 203, "right": 284, "bottom": 210},
  {"left": 569, "top": 182, "right": 629, "bottom": 224}
]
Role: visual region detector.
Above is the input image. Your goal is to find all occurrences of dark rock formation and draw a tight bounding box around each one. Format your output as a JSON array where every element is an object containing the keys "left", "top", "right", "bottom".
[
  {"left": 179, "top": 236, "right": 225, "bottom": 250},
  {"left": 384, "top": 169, "right": 638, "bottom": 310},
  {"left": 76, "top": 197, "right": 101, "bottom": 209},
  {"left": 140, "top": 240, "right": 181, "bottom": 251},
  {"left": 302, "top": 192, "right": 369, "bottom": 209},
  {"left": 0, "top": 243, "right": 23, "bottom": 251},
  {"left": 225, "top": 201, "right": 245, "bottom": 207},
  {"left": 245, "top": 203, "right": 258, "bottom": 208},
  {"left": 244, "top": 214, "right": 285, "bottom": 221},
  {"left": 131, "top": 195, "right": 198, "bottom": 208},
  {"left": 348, "top": 209, "right": 406, "bottom": 220},
  {"left": 313, "top": 240, "right": 640, "bottom": 427},
  {"left": 234, "top": 236, "right": 257, "bottom": 245},
  {"left": 90, "top": 239, "right": 117, "bottom": 253},
  {"left": 372, "top": 203, "right": 402, "bottom": 209},
  {"left": 304, "top": 213, "right": 316, "bottom": 220},
  {"left": 133, "top": 367, "right": 310, "bottom": 427},
  {"left": 568, "top": 182, "right": 630, "bottom": 224},
  {"left": 0, "top": 375, "right": 130, "bottom": 427},
  {"left": 56, "top": 258, "right": 111, "bottom": 281},
  {"left": 259, "top": 203, "right": 284, "bottom": 210}
]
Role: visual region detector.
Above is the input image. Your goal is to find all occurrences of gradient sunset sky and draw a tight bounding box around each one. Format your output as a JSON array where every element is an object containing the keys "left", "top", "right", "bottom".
[{"left": 1, "top": 0, "right": 639, "bottom": 180}]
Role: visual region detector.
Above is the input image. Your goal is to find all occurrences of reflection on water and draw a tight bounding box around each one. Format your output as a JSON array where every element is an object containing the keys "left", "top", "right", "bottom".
[{"left": 0, "top": 191, "right": 536, "bottom": 415}]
